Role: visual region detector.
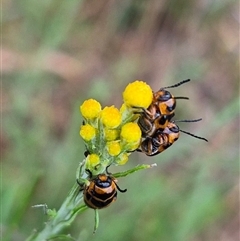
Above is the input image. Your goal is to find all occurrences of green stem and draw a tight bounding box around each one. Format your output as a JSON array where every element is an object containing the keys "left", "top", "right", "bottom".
[
  {"left": 26, "top": 183, "right": 88, "bottom": 241},
  {"left": 113, "top": 163, "right": 157, "bottom": 178},
  {"left": 93, "top": 209, "right": 99, "bottom": 234}
]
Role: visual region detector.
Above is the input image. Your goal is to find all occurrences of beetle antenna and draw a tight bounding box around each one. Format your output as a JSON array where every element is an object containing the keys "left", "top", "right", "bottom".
[
  {"left": 114, "top": 181, "right": 127, "bottom": 193},
  {"left": 174, "top": 118, "right": 202, "bottom": 123},
  {"left": 161, "top": 79, "right": 190, "bottom": 90},
  {"left": 107, "top": 166, "right": 127, "bottom": 192},
  {"left": 172, "top": 118, "right": 208, "bottom": 142},
  {"left": 179, "top": 129, "right": 208, "bottom": 142},
  {"left": 106, "top": 165, "right": 112, "bottom": 175},
  {"left": 174, "top": 96, "right": 189, "bottom": 100}
]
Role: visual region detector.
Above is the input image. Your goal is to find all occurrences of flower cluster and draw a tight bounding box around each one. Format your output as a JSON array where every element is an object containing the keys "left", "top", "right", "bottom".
[{"left": 79, "top": 81, "right": 153, "bottom": 175}]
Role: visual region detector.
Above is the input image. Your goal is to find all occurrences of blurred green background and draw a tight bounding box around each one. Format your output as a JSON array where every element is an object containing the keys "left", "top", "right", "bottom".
[{"left": 2, "top": 0, "right": 239, "bottom": 241}]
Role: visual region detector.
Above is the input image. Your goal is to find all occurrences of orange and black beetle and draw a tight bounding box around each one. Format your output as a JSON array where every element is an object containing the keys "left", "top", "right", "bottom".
[
  {"left": 152, "top": 79, "right": 190, "bottom": 117},
  {"left": 138, "top": 119, "right": 208, "bottom": 156},
  {"left": 138, "top": 121, "right": 180, "bottom": 156},
  {"left": 137, "top": 103, "right": 170, "bottom": 137},
  {"left": 78, "top": 169, "right": 127, "bottom": 209}
]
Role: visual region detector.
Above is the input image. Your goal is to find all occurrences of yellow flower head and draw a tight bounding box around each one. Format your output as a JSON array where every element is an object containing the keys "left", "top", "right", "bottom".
[
  {"left": 86, "top": 154, "right": 100, "bottom": 169},
  {"left": 100, "top": 106, "right": 122, "bottom": 128},
  {"left": 104, "top": 129, "right": 119, "bottom": 141},
  {"left": 123, "top": 80, "right": 153, "bottom": 108},
  {"left": 79, "top": 124, "right": 96, "bottom": 141},
  {"left": 107, "top": 141, "right": 121, "bottom": 156},
  {"left": 80, "top": 99, "right": 101, "bottom": 119},
  {"left": 120, "top": 122, "right": 142, "bottom": 144},
  {"left": 116, "top": 153, "right": 129, "bottom": 165}
]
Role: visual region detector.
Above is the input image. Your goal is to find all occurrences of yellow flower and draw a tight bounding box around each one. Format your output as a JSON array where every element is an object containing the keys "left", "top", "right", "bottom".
[
  {"left": 80, "top": 124, "right": 96, "bottom": 141},
  {"left": 100, "top": 106, "right": 122, "bottom": 128},
  {"left": 104, "top": 129, "right": 119, "bottom": 141},
  {"left": 80, "top": 99, "right": 101, "bottom": 119},
  {"left": 86, "top": 154, "right": 100, "bottom": 169},
  {"left": 116, "top": 153, "right": 129, "bottom": 165},
  {"left": 123, "top": 80, "right": 153, "bottom": 108},
  {"left": 120, "top": 122, "right": 142, "bottom": 144},
  {"left": 107, "top": 141, "right": 121, "bottom": 156}
]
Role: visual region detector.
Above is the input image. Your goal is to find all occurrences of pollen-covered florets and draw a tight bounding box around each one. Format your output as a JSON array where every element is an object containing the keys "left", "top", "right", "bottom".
[
  {"left": 80, "top": 99, "right": 101, "bottom": 119},
  {"left": 115, "top": 153, "right": 129, "bottom": 165},
  {"left": 104, "top": 129, "right": 119, "bottom": 141},
  {"left": 86, "top": 154, "right": 100, "bottom": 170},
  {"left": 100, "top": 106, "right": 122, "bottom": 128},
  {"left": 123, "top": 80, "right": 153, "bottom": 108},
  {"left": 121, "top": 122, "right": 141, "bottom": 143},
  {"left": 120, "top": 122, "right": 142, "bottom": 151},
  {"left": 80, "top": 124, "right": 96, "bottom": 141},
  {"left": 107, "top": 141, "right": 121, "bottom": 156}
]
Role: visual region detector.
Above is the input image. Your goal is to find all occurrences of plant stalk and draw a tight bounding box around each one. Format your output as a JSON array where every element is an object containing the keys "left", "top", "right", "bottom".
[{"left": 26, "top": 183, "right": 88, "bottom": 241}]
